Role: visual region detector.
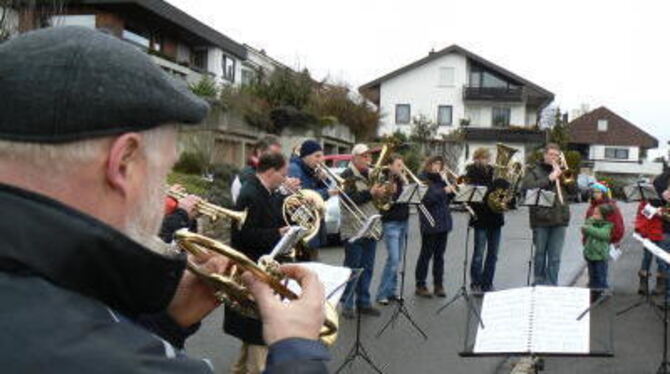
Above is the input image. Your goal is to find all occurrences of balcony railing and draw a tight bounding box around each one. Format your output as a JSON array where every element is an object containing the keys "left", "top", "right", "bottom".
[{"left": 463, "top": 86, "right": 524, "bottom": 102}]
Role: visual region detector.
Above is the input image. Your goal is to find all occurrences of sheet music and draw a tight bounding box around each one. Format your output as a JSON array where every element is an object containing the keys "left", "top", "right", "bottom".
[
  {"left": 474, "top": 288, "right": 532, "bottom": 353},
  {"left": 454, "top": 185, "right": 487, "bottom": 203},
  {"left": 623, "top": 183, "right": 659, "bottom": 201},
  {"left": 474, "top": 286, "right": 591, "bottom": 354},
  {"left": 530, "top": 286, "right": 590, "bottom": 354},
  {"left": 285, "top": 262, "right": 352, "bottom": 305}
]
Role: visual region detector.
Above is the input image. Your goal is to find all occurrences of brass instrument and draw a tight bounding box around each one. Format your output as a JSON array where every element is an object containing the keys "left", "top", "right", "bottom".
[
  {"left": 174, "top": 229, "right": 339, "bottom": 345},
  {"left": 439, "top": 165, "right": 476, "bottom": 218},
  {"left": 281, "top": 187, "right": 326, "bottom": 245},
  {"left": 554, "top": 151, "right": 576, "bottom": 205},
  {"left": 314, "top": 162, "right": 382, "bottom": 240},
  {"left": 369, "top": 143, "right": 394, "bottom": 211},
  {"left": 167, "top": 189, "right": 247, "bottom": 230},
  {"left": 487, "top": 144, "right": 523, "bottom": 213}
]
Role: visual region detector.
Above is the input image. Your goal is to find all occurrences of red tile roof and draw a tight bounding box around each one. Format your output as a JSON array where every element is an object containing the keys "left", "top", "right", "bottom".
[{"left": 568, "top": 106, "right": 658, "bottom": 149}]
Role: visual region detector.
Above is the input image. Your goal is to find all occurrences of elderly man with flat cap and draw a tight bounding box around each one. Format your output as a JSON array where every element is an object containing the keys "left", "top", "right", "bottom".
[{"left": 0, "top": 26, "right": 329, "bottom": 373}]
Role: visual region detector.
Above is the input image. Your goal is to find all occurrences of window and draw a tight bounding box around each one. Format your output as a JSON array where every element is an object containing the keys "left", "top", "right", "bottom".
[
  {"left": 222, "top": 55, "right": 236, "bottom": 82},
  {"left": 598, "top": 119, "right": 608, "bottom": 132},
  {"left": 123, "top": 29, "right": 150, "bottom": 49},
  {"left": 469, "top": 63, "right": 518, "bottom": 89},
  {"left": 438, "top": 67, "right": 455, "bottom": 87},
  {"left": 395, "top": 104, "right": 411, "bottom": 124},
  {"left": 437, "top": 105, "right": 453, "bottom": 126},
  {"left": 193, "top": 49, "right": 208, "bottom": 70},
  {"left": 241, "top": 68, "right": 256, "bottom": 86},
  {"left": 50, "top": 15, "right": 96, "bottom": 29},
  {"left": 605, "top": 147, "right": 629, "bottom": 160},
  {"left": 492, "top": 107, "right": 511, "bottom": 127}
]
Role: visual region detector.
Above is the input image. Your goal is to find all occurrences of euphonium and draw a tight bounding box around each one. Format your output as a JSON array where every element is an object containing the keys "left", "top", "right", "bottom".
[
  {"left": 167, "top": 189, "right": 247, "bottom": 229},
  {"left": 174, "top": 229, "right": 339, "bottom": 345},
  {"left": 368, "top": 143, "right": 394, "bottom": 211},
  {"left": 487, "top": 144, "right": 520, "bottom": 213}
]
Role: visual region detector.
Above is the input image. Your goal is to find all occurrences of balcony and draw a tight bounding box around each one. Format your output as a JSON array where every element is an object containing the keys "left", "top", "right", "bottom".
[
  {"left": 463, "top": 86, "right": 524, "bottom": 102},
  {"left": 463, "top": 127, "right": 546, "bottom": 143}
]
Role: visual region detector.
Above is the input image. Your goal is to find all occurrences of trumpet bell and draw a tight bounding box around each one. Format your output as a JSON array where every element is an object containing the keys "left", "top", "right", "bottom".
[{"left": 174, "top": 229, "right": 339, "bottom": 344}]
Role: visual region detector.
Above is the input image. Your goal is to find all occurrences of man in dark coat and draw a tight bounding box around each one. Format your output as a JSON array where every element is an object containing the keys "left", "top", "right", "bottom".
[
  {"left": 0, "top": 26, "right": 329, "bottom": 374},
  {"left": 226, "top": 152, "right": 292, "bottom": 373}
]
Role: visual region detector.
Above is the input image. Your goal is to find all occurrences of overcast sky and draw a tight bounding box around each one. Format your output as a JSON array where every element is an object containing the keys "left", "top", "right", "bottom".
[{"left": 168, "top": 0, "right": 669, "bottom": 157}]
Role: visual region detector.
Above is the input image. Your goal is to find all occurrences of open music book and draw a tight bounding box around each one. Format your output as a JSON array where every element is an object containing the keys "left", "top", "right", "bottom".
[
  {"left": 473, "top": 286, "right": 590, "bottom": 354},
  {"left": 286, "top": 262, "right": 352, "bottom": 305}
]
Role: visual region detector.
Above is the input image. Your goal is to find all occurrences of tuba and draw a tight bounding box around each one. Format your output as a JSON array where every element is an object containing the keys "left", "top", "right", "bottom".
[
  {"left": 174, "top": 229, "right": 339, "bottom": 345},
  {"left": 486, "top": 144, "right": 522, "bottom": 213}
]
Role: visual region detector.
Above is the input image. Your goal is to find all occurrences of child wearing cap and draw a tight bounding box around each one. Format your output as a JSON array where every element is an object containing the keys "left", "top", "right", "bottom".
[
  {"left": 582, "top": 203, "right": 615, "bottom": 301},
  {"left": 585, "top": 182, "right": 624, "bottom": 244}
]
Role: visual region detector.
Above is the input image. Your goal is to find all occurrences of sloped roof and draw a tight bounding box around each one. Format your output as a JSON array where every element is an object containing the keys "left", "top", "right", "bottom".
[
  {"left": 82, "top": 0, "right": 246, "bottom": 58},
  {"left": 568, "top": 106, "right": 658, "bottom": 149},
  {"left": 359, "top": 44, "right": 553, "bottom": 104}
]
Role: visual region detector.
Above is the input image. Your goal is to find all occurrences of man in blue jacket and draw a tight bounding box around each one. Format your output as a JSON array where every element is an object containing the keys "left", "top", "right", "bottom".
[
  {"left": 0, "top": 26, "right": 329, "bottom": 374},
  {"left": 288, "top": 140, "right": 338, "bottom": 257}
]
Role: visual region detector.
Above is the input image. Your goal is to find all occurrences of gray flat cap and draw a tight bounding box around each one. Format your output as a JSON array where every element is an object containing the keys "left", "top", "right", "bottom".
[{"left": 0, "top": 26, "right": 210, "bottom": 143}]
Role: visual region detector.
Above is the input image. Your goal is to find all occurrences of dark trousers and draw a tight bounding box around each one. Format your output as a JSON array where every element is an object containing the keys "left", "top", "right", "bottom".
[
  {"left": 470, "top": 226, "right": 502, "bottom": 291},
  {"left": 587, "top": 260, "right": 608, "bottom": 289},
  {"left": 415, "top": 232, "right": 448, "bottom": 288}
]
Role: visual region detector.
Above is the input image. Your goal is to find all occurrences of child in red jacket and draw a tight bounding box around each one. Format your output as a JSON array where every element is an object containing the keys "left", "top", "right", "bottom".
[
  {"left": 584, "top": 183, "right": 625, "bottom": 244},
  {"left": 635, "top": 199, "right": 665, "bottom": 295}
]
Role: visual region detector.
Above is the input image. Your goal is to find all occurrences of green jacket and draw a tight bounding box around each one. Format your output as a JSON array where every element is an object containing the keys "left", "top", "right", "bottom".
[
  {"left": 582, "top": 217, "right": 613, "bottom": 261},
  {"left": 521, "top": 162, "right": 576, "bottom": 228}
]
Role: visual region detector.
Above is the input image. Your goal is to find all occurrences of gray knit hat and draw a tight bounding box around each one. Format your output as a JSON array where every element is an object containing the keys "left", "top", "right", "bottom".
[{"left": 0, "top": 26, "right": 209, "bottom": 143}]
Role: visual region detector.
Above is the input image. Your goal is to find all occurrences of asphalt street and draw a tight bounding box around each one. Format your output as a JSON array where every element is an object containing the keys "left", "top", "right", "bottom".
[{"left": 186, "top": 201, "right": 661, "bottom": 374}]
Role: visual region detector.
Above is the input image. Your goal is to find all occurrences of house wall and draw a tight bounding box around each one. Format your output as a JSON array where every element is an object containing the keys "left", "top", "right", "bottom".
[
  {"left": 377, "top": 52, "right": 532, "bottom": 137},
  {"left": 588, "top": 144, "right": 640, "bottom": 162}
]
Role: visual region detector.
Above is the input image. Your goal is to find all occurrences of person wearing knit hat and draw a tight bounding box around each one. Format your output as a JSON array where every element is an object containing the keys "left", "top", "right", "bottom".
[
  {"left": 0, "top": 26, "right": 329, "bottom": 373},
  {"left": 582, "top": 204, "right": 615, "bottom": 302},
  {"left": 287, "top": 139, "right": 338, "bottom": 257}
]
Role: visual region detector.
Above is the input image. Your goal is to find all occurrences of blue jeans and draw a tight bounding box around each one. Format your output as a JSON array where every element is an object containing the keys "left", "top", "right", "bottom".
[
  {"left": 376, "top": 220, "right": 408, "bottom": 301},
  {"left": 415, "top": 232, "right": 448, "bottom": 288},
  {"left": 587, "top": 260, "right": 608, "bottom": 289},
  {"left": 342, "top": 238, "right": 377, "bottom": 310},
  {"left": 533, "top": 226, "right": 567, "bottom": 286},
  {"left": 470, "top": 226, "right": 502, "bottom": 290}
]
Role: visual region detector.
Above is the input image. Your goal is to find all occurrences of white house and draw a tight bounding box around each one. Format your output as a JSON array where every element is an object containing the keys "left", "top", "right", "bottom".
[
  {"left": 568, "top": 106, "right": 662, "bottom": 178},
  {"left": 241, "top": 44, "right": 290, "bottom": 86},
  {"left": 359, "top": 45, "right": 554, "bottom": 171}
]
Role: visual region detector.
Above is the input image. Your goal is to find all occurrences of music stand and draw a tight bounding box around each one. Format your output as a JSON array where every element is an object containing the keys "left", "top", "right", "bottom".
[
  {"left": 376, "top": 183, "right": 428, "bottom": 340},
  {"left": 520, "top": 189, "right": 556, "bottom": 286},
  {"left": 617, "top": 183, "right": 662, "bottom": 319},
  {"left": 436, "top": 184, "right": 487, "bottom": 328},
  {"left": 336, "top": 269, "right": 384, "bottom": 374}
]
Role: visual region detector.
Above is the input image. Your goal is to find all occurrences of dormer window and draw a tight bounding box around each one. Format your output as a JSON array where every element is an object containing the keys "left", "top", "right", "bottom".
[{"left": 598, "top": 119, "right": 608, "bottom": 132}]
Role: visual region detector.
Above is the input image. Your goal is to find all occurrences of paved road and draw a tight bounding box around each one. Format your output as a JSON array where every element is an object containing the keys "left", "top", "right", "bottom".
[{"left": 186, "top": 202, "right": 655, "bottom": 373}]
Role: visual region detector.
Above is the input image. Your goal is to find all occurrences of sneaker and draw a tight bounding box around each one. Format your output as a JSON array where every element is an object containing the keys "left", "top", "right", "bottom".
[
  {"left": 388, "top": 295, "right": 401, "bottom": 302},
  {"left": 415, "top": 286, "right": 433, "bottom": 298},
  {"left": 377, "top": 298, "right": 390, "bottom": 305},
  {"left": 434, "top": 286, "right": 447, "bottom": 298},
  {"left": 342, "top": 308, "right": 356, "bottom": 319},
  {"left": 359, "top": 306, "right": 381, "bottom": 317}
]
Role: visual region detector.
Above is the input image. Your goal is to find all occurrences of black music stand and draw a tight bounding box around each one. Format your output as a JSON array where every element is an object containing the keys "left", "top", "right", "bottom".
[
  {"left": 336, "top": 269, "right": 384, "bottom": 374},
  {"left": 436, "top": 185, "right": 487, "bottom": 328},
  {"left": 617, "top": 183, "right": 662, "bottom": 319},
  {"left": 520, "top": 189, "right": 557, "bottom": 286},
  {"left": 376, "top": 183, "right": 428, "bottom": 340}
]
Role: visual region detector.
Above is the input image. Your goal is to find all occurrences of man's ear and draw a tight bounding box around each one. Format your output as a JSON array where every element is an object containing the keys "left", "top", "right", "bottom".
[{"left": 106, "top": 133, "right": 142, "bottom": 197}]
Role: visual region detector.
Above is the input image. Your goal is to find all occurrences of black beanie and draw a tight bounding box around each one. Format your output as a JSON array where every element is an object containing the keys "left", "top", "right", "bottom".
[{"left": 300, "top": 140, "right": 322, "bottom": 158}]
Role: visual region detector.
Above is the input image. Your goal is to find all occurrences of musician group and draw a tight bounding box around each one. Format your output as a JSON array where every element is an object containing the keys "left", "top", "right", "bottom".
[{"left": 7, "top": 26, "right": 670, "bottom": 374}]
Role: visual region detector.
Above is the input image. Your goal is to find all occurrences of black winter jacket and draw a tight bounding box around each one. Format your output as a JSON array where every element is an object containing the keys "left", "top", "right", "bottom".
[
  {"left": 419, "top": 172, "right": 454, "bottom": 234},
  {"left": 465, "top": 164, "right": 505, "bottom": 228},
  {"left": 381, "top": 177, "right": 410, "bottom": 223},
  {"left": 0, "top": 184, "right": 327, "bottom": 373}
]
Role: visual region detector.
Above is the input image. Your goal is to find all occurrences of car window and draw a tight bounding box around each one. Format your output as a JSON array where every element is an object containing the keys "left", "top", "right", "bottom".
[{"left": 335, "top": 160, "right": 349, "bottom": 168}]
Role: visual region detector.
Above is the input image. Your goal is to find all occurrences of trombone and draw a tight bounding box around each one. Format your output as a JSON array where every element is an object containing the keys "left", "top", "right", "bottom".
[
  {"left": 439, "top": 166, "right": 477, "bottom": 218},
  {"left": 315, "top": 162, "right": 382, "bottom": 240},
  {"left": 167, "top": 188, "right": 247, "bottom": 230}
]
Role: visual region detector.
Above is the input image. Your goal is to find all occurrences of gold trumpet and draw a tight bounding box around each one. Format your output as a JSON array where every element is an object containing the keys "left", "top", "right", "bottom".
[
  {"left": 174, "top": 229, "right": 339, "bottom": 345},
  {"left": 167, "top": 189, "right": 247, "bottom": 230}
]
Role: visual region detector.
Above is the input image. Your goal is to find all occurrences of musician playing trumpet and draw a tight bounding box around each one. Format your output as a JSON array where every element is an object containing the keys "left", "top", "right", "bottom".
[
  {"left": 521, "top": 143, "right": 577, "bottom": 286},
  {"left": 340, "top": 144, "right": 385, "bottom": 319},
  {"left": 374, "top": 154, "right": 410, "bottom": 305}
]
